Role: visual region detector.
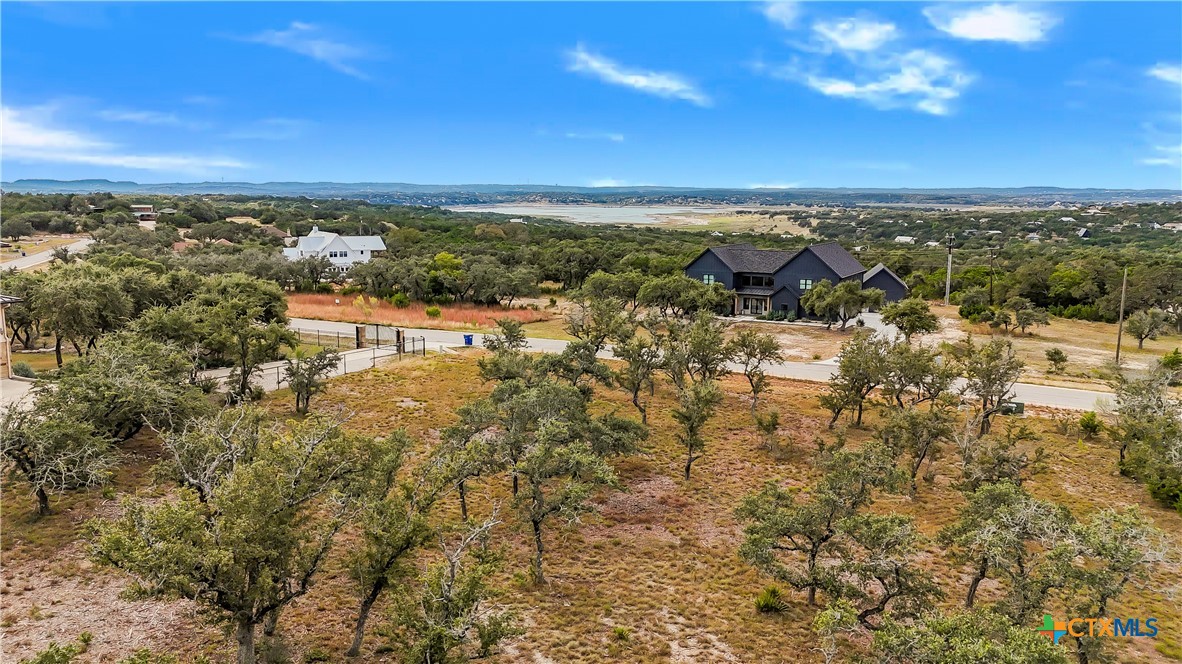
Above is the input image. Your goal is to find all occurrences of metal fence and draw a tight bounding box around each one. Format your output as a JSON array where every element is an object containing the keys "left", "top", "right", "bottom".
[
  {"left": 292, "top": 327, "right": 359, "bottom": 350},
  {"left": 206, "top": 332, "right": 428, "bottom": 393}
]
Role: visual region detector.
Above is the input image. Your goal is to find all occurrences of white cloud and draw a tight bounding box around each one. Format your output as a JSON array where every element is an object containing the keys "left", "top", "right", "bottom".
[
  {"left": 237, "top": 22, "right": 372, "bottom": 79},
  {"left": 813, "top": 17, "right": 898, "bottom": 52},
  {"left": 564, "top": 131, "right": 625, "bottom": 143},
  {"left": 1147, "top": 63, "right": 1182, "bottom": 85},
  {"left": 2, "top": 106, "right": 248, "bottom": 174},
  {"left": 788, "top": 49, "right": 971, "bottom": 115},
  {"left": 1142, "top": 144, "right": 1182, "bottom": 168},
  {"left": 762, "top": 2, "right": 802, "bottom": 30},
  {"left": 98, "top": 109, "right": 207, "bottom": 130},
  {"left": 566, "top": 44, "right": 712, "bottom": 107},
  {"left": 225, "top": 118, "right": 310, "bottom": 141},
  {"left": 748, "top": 182, "right": 804, "bottom": 189},
  {"left": 588, "top": 178, "right": 656, "bottom": 187},
  {"left": 924, "top": 4, "right": 1059, "bottom": 43}
]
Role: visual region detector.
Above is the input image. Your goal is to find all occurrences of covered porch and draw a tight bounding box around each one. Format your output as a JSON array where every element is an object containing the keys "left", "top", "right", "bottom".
[{"left": 733, "top": 288, "right": 774, "bottom": 316}]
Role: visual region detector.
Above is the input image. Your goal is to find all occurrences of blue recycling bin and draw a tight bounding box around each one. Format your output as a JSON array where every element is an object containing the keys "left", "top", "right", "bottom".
[{"left": 463, "top": 334, "right": 474, "bottom": 346}]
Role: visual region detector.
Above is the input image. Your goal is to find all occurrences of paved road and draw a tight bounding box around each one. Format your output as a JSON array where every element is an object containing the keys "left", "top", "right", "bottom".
[
  {"left": 289, "top": 317, "right": 1115, "bottom": 411},
  {"left": 2, "top": 238, "right": 94, "bottom": 271},
  {"left": 200, "top": 344, "right": 429, "bottom": 393}
]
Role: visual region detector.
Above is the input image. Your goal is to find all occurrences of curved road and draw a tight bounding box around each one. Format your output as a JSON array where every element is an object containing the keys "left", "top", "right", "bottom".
[
  {"left": 290, "top": 317, "right": 1115, "bottom": 412},
  {"left": 2, "top": 238, "right": 94, "bottom": 271}
]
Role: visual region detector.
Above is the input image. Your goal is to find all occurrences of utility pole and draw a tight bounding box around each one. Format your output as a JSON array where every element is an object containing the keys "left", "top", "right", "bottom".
[
  {"left": 1115, "top": 267, "right": 1128, "bottom": 366},
  {"left": 944, "top": 234, "right": 954, "bottom": 306},
  {"left": 987, "top": 246, "right": 999, "bottom": 307}
]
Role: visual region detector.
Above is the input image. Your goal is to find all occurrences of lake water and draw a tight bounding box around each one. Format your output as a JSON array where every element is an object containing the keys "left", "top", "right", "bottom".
[{"left": 446, "top": 204, "right": 723, "bottom": 224}]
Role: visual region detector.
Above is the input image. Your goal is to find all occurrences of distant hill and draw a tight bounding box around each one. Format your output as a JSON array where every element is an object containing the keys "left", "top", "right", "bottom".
[{"left": 3, "top": 179, "right": 1179, "bottom": 207}]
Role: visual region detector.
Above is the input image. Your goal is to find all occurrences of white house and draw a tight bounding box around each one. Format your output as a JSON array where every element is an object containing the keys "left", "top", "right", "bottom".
[
  {"left": 893, "top": 236, "right": 916, "bottom": 245},
  {"left": 282, "top": 226, "right": 386, "bottom": 272}
]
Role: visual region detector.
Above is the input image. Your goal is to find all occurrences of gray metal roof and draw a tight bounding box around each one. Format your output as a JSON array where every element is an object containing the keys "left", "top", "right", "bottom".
[
  {"left": 734, "top": 286, "right": 776, "bottom": 296},
  {"left": 0, "top": 294, "right": 23, "bottom": 305},
  {"left": 706, "top": 243, "right": 802, "bottom": 274},
  {"left": 807, "top": 242, "right": 866, "bottom": 279},
  {"left": 863, "top": 262, "right": 906, "bottom": 286}
]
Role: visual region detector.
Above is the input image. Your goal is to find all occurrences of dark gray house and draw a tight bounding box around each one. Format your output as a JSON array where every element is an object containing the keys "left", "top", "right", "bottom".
[
  {"left": 684, "top": 242, "right": 875, "bottom": 317},
  {"left": 862, "top": 263, "right": 909, "bottom": 303}
]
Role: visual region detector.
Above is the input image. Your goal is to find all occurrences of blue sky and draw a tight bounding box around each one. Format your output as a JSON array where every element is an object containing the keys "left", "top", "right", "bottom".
[{"left": 2, "top": 1, "right": 1180, "bottom": 189}]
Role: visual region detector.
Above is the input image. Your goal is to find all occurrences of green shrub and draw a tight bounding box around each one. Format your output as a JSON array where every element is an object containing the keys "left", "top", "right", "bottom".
[
  {"left": 612, "top": 626, "right": 632, "bottom": 642},
  {"left": 425, "top": 306, "right": 442, "bottom": 318},
  {"left": 755, "top": 586, "right": 787, "bottom": 613},
  {"left": 387, "top": 292, "right": 411, "bottom": 308},
  {"left": 958, "top": 301, "right": 989, "bottom": 321},
  {"left": 757, "top": 310, "right": 796, "bottom": 322},
  {"left": 11, "top": 361, "right": 36, "bottom": 378},
  {"left": 303, "top": 648, "right": 331, "bottom": 663},
  {"left": 1045, "top": 347, "right": 1068, "bottom": 374},
  {"left": 1079, "top": 411, "right": 1102, "bottom": 438}
]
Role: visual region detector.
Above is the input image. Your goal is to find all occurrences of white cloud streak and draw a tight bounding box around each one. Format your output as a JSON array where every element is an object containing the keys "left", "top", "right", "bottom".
[
  {"left": 780, "top": 49, "right": 972, "bottom": 115},
  {"left": 2, "top": 106, "right": 248, "bottom": 174},
  {"left": 813, "top": 17, "right": 898, "bottom": 52},
  {"left": 98, "top": 109, "right": 207, "bottom": 130},
  {"left": 748, "top": 182, "right": 804, "bottom": 189},
  {"left": 566, "top": 44, "right": 712, "bottom": 107},
  {"left": 762, "top": 2, "right": 802, "bottom": 30},
  {"left": 564, "top": 131, "right": 625, "bottom": 143},
  {"left": 923, "top": 4, "right": 1059, "bottom": 44},
  {"left": 1142, "top": 144, "right": 1182, "bottom": 168},
  {"left": 237, "top": 22, "right": 372, "bottom": 79},
  {"left": 1147, "top": 63, "right": 1182, "bottom": 85}
]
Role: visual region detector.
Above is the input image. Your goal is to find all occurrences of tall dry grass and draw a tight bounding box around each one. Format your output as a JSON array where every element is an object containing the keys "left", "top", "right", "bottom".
[{"left": 286, "top": 293, "right": 552, "bottom": 330}]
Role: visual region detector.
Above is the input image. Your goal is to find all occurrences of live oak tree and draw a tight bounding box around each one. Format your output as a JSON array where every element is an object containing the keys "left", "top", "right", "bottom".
[
  {"left": 611, "top": 332, "right": 662, "bottom": 425},
  {"left": 1014, "top": 306, "right": 1050, "bottom": 335},
  {"left": 1106, "top": 366, "right": 1182, "bottom": 507},
  {"left": 803, "top": 280, "right": 886, "bottom": 330},
  {"left": 1063, "top": 509, "right": 1167, "bottom": 664},
  {"left": 880, "top": 298, "right": 939, "bottom": 341},
  {"left": 89, "top": 408, "right": 374, "bottom": 664},
  {"left": 871, "top": 609, "right": 1069, "bottom": 664},
  {"left": 35, "top": 263, "right": 133, "bottom": 366},
  {"left": 40, "top": 332, "right": 211, "bottom": 442},
  {"left": 955, "top": 420, "right": 1048, "bottom": 493},
  {"left": 737, "top": 442, "right": 902, "bottom": 605},
  {"left": 728, "top": 328, "right": 784, "bottom": 417},
  {"left": 831, "top": 513, "right": 942, "bottom": 630},
  {"left": 955, "top": 336, "right": 1024, "bottom": 435},
  {"left": 820, "top": 331, "right": 890, "bottom": 428},
  {"left": 879, "top": 341, "right": 956, "bottom": 411},
  {"left": 939, "top": 482, "right": 1072, "bottom": 611},
  {"left": 672, "top": 379, "right": 723, "bottom": 481},
  {"left": 283, "top": 348, "right": 341, "bottom": 414},
  {"left": 661, "top": 311, "right": 734, "bottom": 389},
  {"left": 346, "top": 431, "right": 448, "bottom": 657},
  {"left": 0, "top": 407, "right": 115, "bottom": 516},
  {"left": 661, "top": 311, "right": 732, "bottom": 479},
  {"left": 1125, "top": 308, "right": 1168, "bottom": 349},
  {"left": 515, "top": 420, "right": 619, "bottom": 584},
  {"left": 383, "top": 516, "right": 518, "bottom": 663},
  {"left": 878, "top": 405, "right": 954, "bottom": 492},
  {"left": 440, "top": 399, "right": 501, "bottom": 521}
]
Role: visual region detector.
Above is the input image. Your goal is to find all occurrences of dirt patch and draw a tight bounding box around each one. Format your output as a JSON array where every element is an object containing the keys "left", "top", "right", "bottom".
[{"left": 0, "top": 552, "right": 213, "bottom": 661}]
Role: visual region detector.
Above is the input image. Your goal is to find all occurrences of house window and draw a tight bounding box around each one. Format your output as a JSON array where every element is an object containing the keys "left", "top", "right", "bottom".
[
  {"left": 800, "top": 279, "right": 814, "bottom": 291},
  {"left": 740, "top": 275, "right": 774, "bottom": 288},
  {"left": 702, "top": 274, "right": 715, "bottom": 285}
]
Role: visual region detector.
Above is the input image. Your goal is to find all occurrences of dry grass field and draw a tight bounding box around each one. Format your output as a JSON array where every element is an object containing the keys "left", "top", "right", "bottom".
[
  {"left": 3, "top": 352, "right": 1181, "bottom": 662},
  {"left": 287, "top": 293, "right": 554, "bottom": 331}
]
